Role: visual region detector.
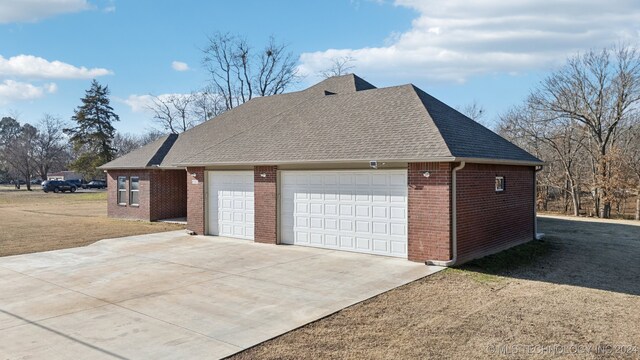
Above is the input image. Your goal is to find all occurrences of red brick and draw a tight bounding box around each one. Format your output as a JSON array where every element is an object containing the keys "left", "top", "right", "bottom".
[
  {"left": 254, "top": 166, "right": 277, "bottom": 244},
  {"left": 106, "top": 169, "right": 186, "bottom": 221},
  {"left": 186, "top": 167, "right": 205, "bottom": 234}
]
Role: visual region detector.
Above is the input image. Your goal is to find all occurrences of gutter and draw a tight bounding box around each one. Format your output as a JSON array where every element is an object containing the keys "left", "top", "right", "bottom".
[
  {"left": 173, "top": 157, "right": 544, "bottom": 168},
  {"left": 534, "top": 166, "right": 544, "bottom": 240},
  {"left": 426, "top": 161, "right": 466, "bottom": 267}
]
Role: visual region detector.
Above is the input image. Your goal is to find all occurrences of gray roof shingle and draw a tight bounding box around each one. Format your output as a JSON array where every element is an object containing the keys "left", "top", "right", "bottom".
[{"left": 100, "top": 74, "right": 541, "bottom": 169}]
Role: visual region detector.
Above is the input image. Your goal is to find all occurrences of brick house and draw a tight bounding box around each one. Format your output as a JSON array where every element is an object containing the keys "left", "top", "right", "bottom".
[{"left": 100, "top": 74, "right": 543, "bottom": 265}]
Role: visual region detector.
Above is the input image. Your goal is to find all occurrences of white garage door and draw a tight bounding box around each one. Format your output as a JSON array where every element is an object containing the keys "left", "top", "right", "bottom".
[
  {"left": 207, "top": 171, "right": 254, "bottom": 240},
  {"left": 281, "top": 170, "right": 408, "bottom": 258}
]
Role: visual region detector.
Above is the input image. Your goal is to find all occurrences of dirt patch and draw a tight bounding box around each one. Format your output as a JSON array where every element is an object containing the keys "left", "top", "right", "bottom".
[
  {"left": 0, "top": 187, "right": 184, "bottom": 257},
  {"left": 231, "top": 216, "right": 640, "bottom": 360}
]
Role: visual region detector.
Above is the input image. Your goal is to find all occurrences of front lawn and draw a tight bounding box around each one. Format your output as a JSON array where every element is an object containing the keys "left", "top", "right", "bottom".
[
  {"left": 0, "top": 186, "right": 184, "bottom": 257},
  {"left": 232, "top": 216, "right": 640, "bottom": 359}
]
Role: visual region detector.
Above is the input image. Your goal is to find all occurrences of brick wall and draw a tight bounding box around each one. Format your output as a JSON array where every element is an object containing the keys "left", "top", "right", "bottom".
[
  {"left": 149, "top": 170, "right": 187, "bottom": 221},
  {"left": 456, "top": 164, "right": 535, "bottom": 263},
  {"left": 186, "top": 167, "right": 205, "bottom": 234},
  {"left": 107, "top": 170, "right": 151, "bottom": 220},
  {"left": 107, "top": 169, "right": 187, "bottom": 221},
  {"left": 254, "top": 166, "right": 278, "bottom": 244},
  {"left": 407, "top": 162, "right": 452, "bottom": 262}
]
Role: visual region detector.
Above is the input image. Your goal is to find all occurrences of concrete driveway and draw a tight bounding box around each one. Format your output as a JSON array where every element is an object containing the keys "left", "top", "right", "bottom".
[{"left": 0, "top": 231, "right": 441, "bottom": 359}]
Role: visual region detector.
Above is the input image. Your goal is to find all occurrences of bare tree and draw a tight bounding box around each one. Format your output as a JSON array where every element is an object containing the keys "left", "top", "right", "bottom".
[
  {"left": 529, "top": 45, "right": 640, "bottom": 218},
  {"left": 457, "top": 100, "right": 487, "bottom": 126},
  {"left": 319, "top": 56, "right": 356, "bottom": 79},
  {"left": 499, "top": 104, "right": 586, "bottom": 216},
  {"left": 113, "top": 129, "right": 169, "bottom": 157},
  {"left": 620, "top": 120, "right": 640, "bottom": 219},
  {"left": 148, "top": 94, "right": 198, "bottom": 134},
  {"left": 1, "top": 122, "right": 39, "bottom": 190},
  {"left": 34, "top": 114, "right": 67, "bottom": 181},
  {"left": 202, "top": 32, "right": 299, "bottom": 110},
  {"left": 191, "top": 87, "right": 225, "bottom": 123}
]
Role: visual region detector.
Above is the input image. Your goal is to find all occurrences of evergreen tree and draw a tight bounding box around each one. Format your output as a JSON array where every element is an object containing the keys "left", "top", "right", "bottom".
[{"left": 64, "top": 80, "right": 119, "bottom": 179}]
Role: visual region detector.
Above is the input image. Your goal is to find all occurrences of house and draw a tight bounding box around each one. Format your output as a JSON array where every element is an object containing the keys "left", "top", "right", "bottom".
[
  {"left": 47, "top": 171, "right": 82, "bottom": 181},
  {"left": 100, "top": 74, "right": 543, "bottom": 265}
]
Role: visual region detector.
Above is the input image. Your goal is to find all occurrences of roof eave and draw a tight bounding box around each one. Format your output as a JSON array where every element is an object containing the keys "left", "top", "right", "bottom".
[
  {"left": 174, "top": 156, "right": 543, "bottom": 167},
  {"left": 99, "top": 165, "right": 184, "bottom": 171},
  {"left": 453, "top": 157, "right": 545, "bottom": 167}
]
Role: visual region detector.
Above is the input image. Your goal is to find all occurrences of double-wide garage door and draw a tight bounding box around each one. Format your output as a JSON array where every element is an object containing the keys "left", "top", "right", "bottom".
[{"left": 281, "top": 170, "right": 408, "bottom": 258}]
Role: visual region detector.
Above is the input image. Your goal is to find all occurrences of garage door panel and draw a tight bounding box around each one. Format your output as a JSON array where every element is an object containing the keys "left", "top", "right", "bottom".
[
  {"left": 208, "top": 171, "right": 254, "bottom": 240},
  {"left": 281, "top": 170, "right": 408, "bottom": 258}
]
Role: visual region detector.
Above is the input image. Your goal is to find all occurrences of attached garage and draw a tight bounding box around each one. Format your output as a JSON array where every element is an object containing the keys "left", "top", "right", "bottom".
[
  {"left": 280, "top": 170, "right": 408, "bottom": 258},
  {"left": 207, "top": 171, "right": 255, "bottom": 240},
  {"left": 104, "top": 74, "right": 543, "bottom": 265}
]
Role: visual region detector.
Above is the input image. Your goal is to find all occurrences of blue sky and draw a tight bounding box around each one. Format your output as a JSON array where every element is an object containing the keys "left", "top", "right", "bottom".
[{"left": 1, "top": 0, "right": 639, "bottom": 134}]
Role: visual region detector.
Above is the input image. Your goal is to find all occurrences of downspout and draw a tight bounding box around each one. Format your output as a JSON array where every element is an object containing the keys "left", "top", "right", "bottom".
[
  {"left": 426, "top": 161, "right": 465, "bottom": 267},
  {"left": 534, "top": 166, "right": 544, "bottom": 240}
]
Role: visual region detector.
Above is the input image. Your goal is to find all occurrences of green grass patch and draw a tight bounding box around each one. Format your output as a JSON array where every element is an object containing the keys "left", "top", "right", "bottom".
[{"left": 460, "top": 239, "right": 553, "bottom": 275}]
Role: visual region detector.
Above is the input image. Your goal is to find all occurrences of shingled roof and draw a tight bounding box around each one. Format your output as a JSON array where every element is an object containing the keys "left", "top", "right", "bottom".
[{"left": 100, "top": 74, "right": 542, "bottom": 169}]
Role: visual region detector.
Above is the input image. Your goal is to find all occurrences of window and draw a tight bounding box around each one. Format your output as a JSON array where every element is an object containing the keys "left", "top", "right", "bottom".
[
  {"left": 130, "top": 176, "right": 140, "bottom": 206},
  {"left": 495, "top": 176, "right": 505, "bottom": 192},
  {"left": 117, "top": 176, "right": 127, "bottom": 205}
]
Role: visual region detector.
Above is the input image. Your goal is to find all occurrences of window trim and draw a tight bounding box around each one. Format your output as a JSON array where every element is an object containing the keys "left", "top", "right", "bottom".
[
  {"left": 495, "top": 176, "right": 505, "bottom": 192},
  {"left": 117, "top": 176, "right": 127, "bottom": 205},
  {"left": 130, "top": 176, "right": 140, "bottom": 206}
]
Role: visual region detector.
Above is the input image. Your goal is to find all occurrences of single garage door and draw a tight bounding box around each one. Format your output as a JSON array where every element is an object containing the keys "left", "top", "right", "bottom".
[
  {"left": 207, "top": 171, "right": 254, "bottom": 240},
  {"left": 281, "top": 170, "right": 408, "bottom": 257}
]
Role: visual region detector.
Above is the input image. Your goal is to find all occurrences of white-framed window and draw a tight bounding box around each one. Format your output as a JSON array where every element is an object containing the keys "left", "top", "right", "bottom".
[
  {"left": 130, "top": 176, "right": 140, "bottom": 206},
  {"left": 495, "top": 176, "right": 505, "bottom": 192},
  {"left": 117, "top": 176, "right": 127, "bottom": 205}
]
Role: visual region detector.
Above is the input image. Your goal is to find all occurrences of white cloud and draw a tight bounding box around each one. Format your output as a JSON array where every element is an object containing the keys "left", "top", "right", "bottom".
[
  {"left": 122, "top": 94, "right": 154, "bottom": 113},
  {"left": 0, "top": 80, "right": 57, "bottom": 104},
  {"left": 0, "top": 54, "right": 113, "bottom": 79},
  {"left": 121, "top": 93, "right": 194, "bottom": 113},
  {"left": 0, "top": 0, "right": 90, "bottom": 23},
  {"left": 171, "top": 61, "right": 190, "bottom": 72},
  {"left": 298, "top": 0, "right": 640, "bottom": 83}
]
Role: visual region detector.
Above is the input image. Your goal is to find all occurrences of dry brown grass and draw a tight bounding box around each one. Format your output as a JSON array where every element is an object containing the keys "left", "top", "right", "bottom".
[
  {"left": 0, "top": 186, "right": 184, "bottom": 257},
  {"left": 231, "top": 217, "right": 640, "bottom": 359}
]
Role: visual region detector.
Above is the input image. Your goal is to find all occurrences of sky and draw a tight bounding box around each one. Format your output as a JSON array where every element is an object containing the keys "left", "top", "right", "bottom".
[{"left": 1, "top": 0, "right": 640, "bottom": 134}]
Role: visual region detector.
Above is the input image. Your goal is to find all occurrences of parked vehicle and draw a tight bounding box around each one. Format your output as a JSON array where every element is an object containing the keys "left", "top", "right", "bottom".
[
  {"left": 41, "top": 180, "right": 77, "bottom": 193},
  {"left": 30, "top": 179, "right": 43, "bottom": 185},
  {"left": 83, "top": 180, "right": 106, "bottom": 189},
  {"left": 66, "top": 179, "right": 84, "bottom": 188}
]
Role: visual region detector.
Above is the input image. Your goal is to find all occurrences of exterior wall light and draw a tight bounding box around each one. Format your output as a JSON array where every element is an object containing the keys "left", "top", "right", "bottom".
[
  {"left": 422, "top": 171, "right": 430, "bottom": 178},
  {"left": 191, "top": 172, "right": 197, "bottom": 178},
  {"left": 260, "top": 173, "right": 267, "bottom": 178}
]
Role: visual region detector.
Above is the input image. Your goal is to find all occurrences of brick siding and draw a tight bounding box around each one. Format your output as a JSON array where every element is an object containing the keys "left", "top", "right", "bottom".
[
  {"left": 186, "top": 167, "right": 205, "bottom": 234},
  {"left": 107, "top": 169, "right": 186, "bottom": 221},
  {"left": 407, "top": 162, "right": 452, "bottom": 262},
  {"left": 456, "top": 164, "right": 535, "bottom": 263},
  {"left": 254, "top": 166, "right": 278, "bottom": 244},
  {"left": 107, "top": 170, "right": 152, "bottom": 220},
  {"left": 149, "top": 170, "right": 187, "bottom": 221}
]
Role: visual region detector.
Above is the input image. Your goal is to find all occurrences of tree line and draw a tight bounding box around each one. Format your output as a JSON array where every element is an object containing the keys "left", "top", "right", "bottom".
[
  {"left": 498, "top": 46, "right": 640, "bottom": 220},
  {"left": 0, "top": 81, "right": 162, "bottom": 189}
]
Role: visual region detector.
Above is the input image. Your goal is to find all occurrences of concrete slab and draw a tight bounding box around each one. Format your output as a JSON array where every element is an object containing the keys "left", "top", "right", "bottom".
[{"left": 0, "top": 231, "right": 442, "bottom": 359}]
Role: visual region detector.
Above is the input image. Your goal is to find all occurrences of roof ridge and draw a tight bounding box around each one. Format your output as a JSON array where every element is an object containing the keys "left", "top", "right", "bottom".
[
  {"left": 411, "top": 85, "right": 541, "bottom": 162},
  {"left": 407, "top": 84, "right": 454, "bottom": 157}
]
